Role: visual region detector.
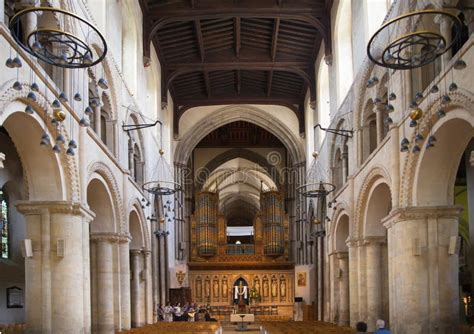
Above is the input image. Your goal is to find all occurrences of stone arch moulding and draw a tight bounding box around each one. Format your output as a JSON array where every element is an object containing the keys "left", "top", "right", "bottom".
[
  {"left": 127, "top": 196, "right": 150, "bottom": 250},
  {"left": 353, "top": 166, "right": 391, "bottom": 239},
  {"left": 0, "top": 88, "right": 80, "bottom": 201},
  {"left": 328, "top": 201, "right": 351, "bottom": 253},
  {"left": 174, "top": 105, "right": 305, "bottom": 165},
  {"left": 87, "top": 161, "right": 126, "bottom": 233},
  {"left": 400, "top": 91, "right": 474, "bottom": 207},
  {"left": 196, "top": 148, "right": 283, "bottom": 191}
]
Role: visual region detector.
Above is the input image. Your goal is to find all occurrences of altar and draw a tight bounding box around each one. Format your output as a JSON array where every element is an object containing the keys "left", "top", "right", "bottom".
[{"left": 230, "top": 313, "right": 255, "bottom": 331}]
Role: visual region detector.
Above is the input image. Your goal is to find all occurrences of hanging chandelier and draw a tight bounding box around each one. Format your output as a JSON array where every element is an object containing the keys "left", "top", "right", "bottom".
[
  {"left": 367, "top": 9, "right": 462, "bottom": 70},
  {"left": 6, "top": 6, "right": 108, "bottom": 157},
  {"left": 366, "top": 7, "right": 468, "bottom": 154},
  {"left": 296, "top": 152, "right": 335, "bottom": 198},
  {"left": 141, "top": 122, "right": 182, "bottom": 196},
  {"left": 9, "top": 7, "right": 107, "bottom": 68}
]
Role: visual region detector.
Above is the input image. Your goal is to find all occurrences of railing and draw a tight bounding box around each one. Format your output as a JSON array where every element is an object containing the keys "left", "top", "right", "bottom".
[{"left": 226, "top": 244, "right": 255, "bottom": 255}]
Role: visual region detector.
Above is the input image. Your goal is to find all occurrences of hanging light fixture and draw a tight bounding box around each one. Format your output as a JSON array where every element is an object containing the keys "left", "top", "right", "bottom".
[
  {"left": 367, "top": 7, "right": 467, "bottom": 155},
  {"left": 129, "top": 121, "right": 182, "bottom": 196},
  {"left": 5, "top": 6, "right": 109, "bottom": 157}
]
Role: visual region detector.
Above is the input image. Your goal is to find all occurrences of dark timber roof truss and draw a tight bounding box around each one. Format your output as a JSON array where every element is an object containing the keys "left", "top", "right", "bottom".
[{"left": 140, "top": 0, "right": 333, "bottom": 135}]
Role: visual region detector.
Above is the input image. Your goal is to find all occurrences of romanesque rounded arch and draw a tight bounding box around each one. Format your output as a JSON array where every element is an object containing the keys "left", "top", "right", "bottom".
[
  {"left": 400, "top": 91, "right": 474, "bottom": 207},
  {"left": 87, "top": 161, "right": 125, "bottom": 232},
  {"left": 328, "top": 200, "right": 351, "bottom": 252},
  {"left": 0, "top": 89, "right": 80, "bottom": 201},
  {"left": 174, "top": 105, "right": 305, "bottom": 165},
  {"left": 127, "top": 197, "right": 150, "bottom": 250},
  {"left": 354, "top": 166, "right": 391, "bottom": 238},
  {"left": 87, "top": 175, "right": 116, "bottom": 232}
]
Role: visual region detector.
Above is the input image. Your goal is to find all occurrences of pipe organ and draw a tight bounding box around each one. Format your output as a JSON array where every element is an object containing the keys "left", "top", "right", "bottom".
[
  {"left": 261, "top": 191, "right": 285, "bottom": 257},
  {"left": 196, "top": 191, "right": 218, "bottom": 257}
]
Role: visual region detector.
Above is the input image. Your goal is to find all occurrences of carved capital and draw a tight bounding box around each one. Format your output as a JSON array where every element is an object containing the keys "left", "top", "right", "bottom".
[
  {"left": 309, "top": 101, "right": 316, "bottom": 110},
  {"left": 362, "top": 235, "right": 386, "bottom": 246},
  {"left": 16, "top": 200, "right": 95, "bottom": 221},
  {"left": 382, "top": 205, "right": 463, "bottom": 229},
  {"left": 324, "top": 55, "right": 333, "bottom": 66},
  {"left": 90, "top": 232, "right": 125, "bottom": 243},
  {"left": 0, "top": 152, "right": 5, "bottom": 168},
  {"left": 470, "top": 151, "right": 474, "bottom": 167},
  {"left": 161, "top": 102, "right": 168, "bottom": 111}
]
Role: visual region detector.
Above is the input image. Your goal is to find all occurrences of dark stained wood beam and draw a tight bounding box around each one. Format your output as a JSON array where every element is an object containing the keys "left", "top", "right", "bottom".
[
  {"left": 194, "top": 19, "right": 205, "bottom": 62},
  {"left": 190, "top": 0, "right": 196, "bottom": 8},
  {"left": 270, "top": 18, "right": 280, "bottom": 61},
  {"left": 267, "top": 70, "right": 273, "bottom": 97},
  {"left": 168, "top": 61, "right": 309, "bottom": 70},
  {"left": 204, "top": 70, "right": 211, "bottom": 98},
  {"left": 234, "top": 17, "right": 241, "bottom": 58},
  {"left": 237, "top": 70, "right": 241, "bottom": 95}
]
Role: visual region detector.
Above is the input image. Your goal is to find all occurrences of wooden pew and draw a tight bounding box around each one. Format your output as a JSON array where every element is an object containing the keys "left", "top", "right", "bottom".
[
  {"left": 116, "top": 321, "right": 222, "bottom": 334},
  {"left": 260, "top": 320, "right": 355, "bottom": 334}
]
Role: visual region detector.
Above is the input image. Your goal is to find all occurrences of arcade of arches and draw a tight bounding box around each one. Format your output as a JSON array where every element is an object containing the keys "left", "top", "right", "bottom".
[{"left": 0, "top": 0, "right": 474, "bottom": 333}]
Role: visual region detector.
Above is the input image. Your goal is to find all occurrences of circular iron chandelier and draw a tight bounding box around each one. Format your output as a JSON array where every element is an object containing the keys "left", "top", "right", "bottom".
[
  {"left": 142, "top": 148, "right": 182, "bottom": 196},
  {"left": 296, "top": 153, "right": 336, "bottom": 198},
  {"left": 5, "top": 6, "right": 109, "bottom": 157},
  {"left": 9, "top": 7, "right": 107, "bottom": 69},
  {"left": 367, "top": 9, "right": 462, "bottom": 70}
]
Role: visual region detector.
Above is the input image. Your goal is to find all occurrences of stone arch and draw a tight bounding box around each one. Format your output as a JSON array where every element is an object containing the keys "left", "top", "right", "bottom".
[
  {"left": 196, "top": 148, "right": 282, "bottom": 190},
  {"left": 174, "top": 105, "right": 305, "bottom": 165},
  {"left": 87, "top": 161, "right": 125, "bottom": 233},
  {"left": 127, "top": 197, "right": 150, "bottom": 250},
  {"left": 354, "top": 166, "right": 391, "bottom": 238},
  {"left": 0, "top": 92, "right": 80, "bottom": 201},
  {"left": 363, "top": 180, "right": 392, "bottom": 239},
  {"left": 401, "top": 91, "right": 474, "bottom": 206},
  {"left": 87, "top": 176, "right": 116, "bottom": 233}
]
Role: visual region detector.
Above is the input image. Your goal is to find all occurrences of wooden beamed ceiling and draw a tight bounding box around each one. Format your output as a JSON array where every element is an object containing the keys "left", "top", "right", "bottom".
[{"left": 139, "top": 0, "right": 333, "bottom": 135}]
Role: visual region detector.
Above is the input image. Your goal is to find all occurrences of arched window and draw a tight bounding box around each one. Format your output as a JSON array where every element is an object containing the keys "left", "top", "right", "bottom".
[
  {"left": 362, "top": 100, "right": 377, "bottom": 161},
  {"left": 1, "top": 188, "right": 9, "bottom": 259},
  {"left": 133, "top": 144, "right": 143, "bottom": 184},
  {"left": 333, "top": 148, "right": 343, "bottom": 192},
  {"left": 316, "top": 57, "right": 330, "bottom": 146},
  {"left": 334, "top": 0, "right": 353, "bottom": 106},
  {"left": 100, "top": 112, "right": 108, "bottom": 144},
  {"left": 100, "top": 93, "right": 115, "bottom": 154}
]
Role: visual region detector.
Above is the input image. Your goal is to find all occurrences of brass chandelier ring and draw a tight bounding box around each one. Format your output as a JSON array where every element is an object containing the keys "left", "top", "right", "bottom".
[
  {"left": 367, "top": 9, "right": 462, "bottom": 70},
  {"left": 9, "top": 7, "right": 107, "bottom": 68}
]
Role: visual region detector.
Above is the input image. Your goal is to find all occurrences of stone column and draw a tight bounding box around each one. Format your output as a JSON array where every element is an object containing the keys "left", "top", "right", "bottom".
[
  {"left": 436, "top": 13, "right": 453, "bottom": 68},
  {"left": 94, "top": 105, "right": 101, "bottom": 137},
  {"left": 375, "top": 111, "right": 383, "bottom": 145},
  {"left": 130, "top": 249, "right": 145, "bottom": 327},
  {"left": 95, "top": 237, "right": 115, "bottom": 334},
  {"left": 119, "top": 236, "right": 131, "bottom": 330},
  {"left": 143, "top": 250, "right": 153, "bottom": 324},
  {"left": 383, "top": 206, "right": 461, "bottom": 334},
  {"left": 347, "top": 239, "right": 359, "bottom": 327},
  {"left": 16, "top": 201, "right": 94, "bottom": 334},
  {"left": 337, "top": 252, "right": 349, "bottom": 326},
  {"left": 364, "top": 236, "right": 385, "bottom": 332},
  {"left": 0, "top": 0, "right": 4, "bottom": 24}
]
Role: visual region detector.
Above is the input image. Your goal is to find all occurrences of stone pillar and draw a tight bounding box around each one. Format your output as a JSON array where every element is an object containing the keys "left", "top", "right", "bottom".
[
  {"left": 95, "top": 237, "right": 115, "bottom": 334},
  {"left": 130, "top": 249, "right": 145, "bottom": 327},
  {"left": 18, "top": 0, "right": 38, "bottom": 40},
  {"left": 119, "top": 237, "right": 131, "bottom": 330},
  {"left": 364, "top": 237, "right": 385, "bottom": 332},
  {"left": 383, "top": 206, "right": 461, "bottom": 334},
  {"left": 337, "top": 252, "right": 349, "bottom": 326},
  {"left": 144, "top": 250, "right": 153, "bottom": 324},
  {"left": 347, "top": 240, "right": 359, "bottom": 327},
  {"left": 94, "top": 105, "right": 101, "bottom": 137},
  {"left": 436, "top": 13, "right": 453, "bottom": 68},
  {"left": 0, "top": 0, "right": 4, "bottom": 24},
  {"left": 16, "top": 201, "right": 94, "bottom": 334},
  {"left": 375, "top": 111, "right": 383, "bottom": 145}
]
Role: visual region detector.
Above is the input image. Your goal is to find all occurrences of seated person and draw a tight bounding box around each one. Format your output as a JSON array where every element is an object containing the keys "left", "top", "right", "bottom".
[
  {"left": 204, "top": 311, "right": 217, "bottom": 322},
  {"left": 356, "top": 321, "right": 367, "bottom": 333},
  {"left": 374, "top": 319, "right": 391, "bottom": 334}
]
